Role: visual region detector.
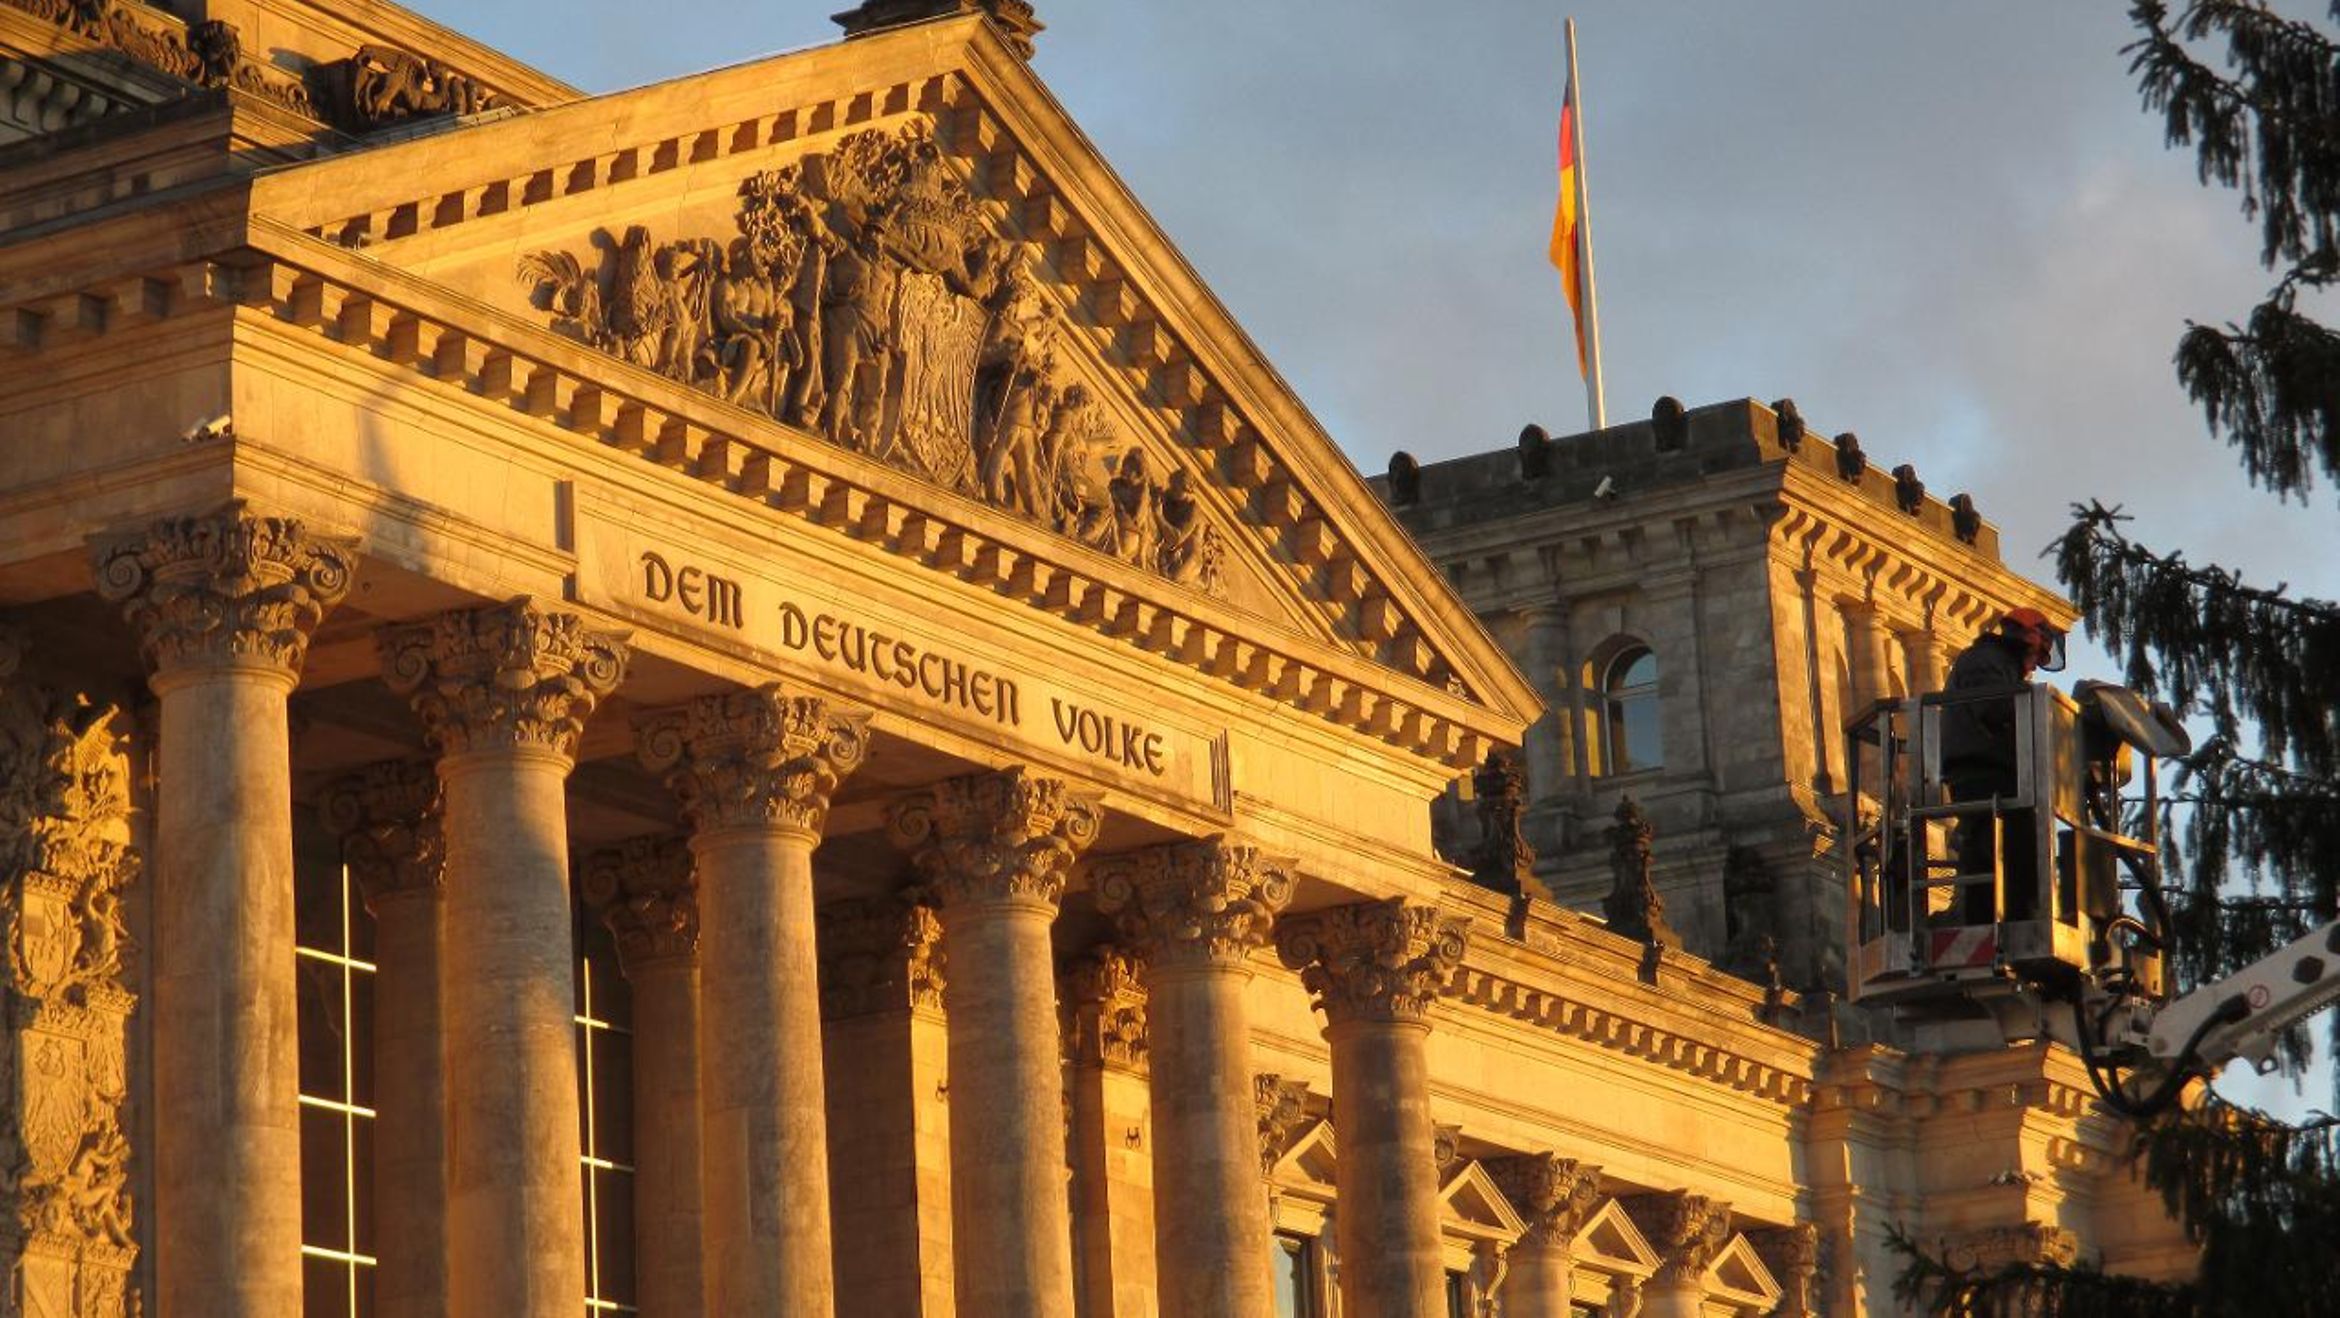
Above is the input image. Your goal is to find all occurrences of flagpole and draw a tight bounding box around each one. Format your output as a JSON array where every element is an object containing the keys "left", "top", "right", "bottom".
[{"left": 1566, "top": 18, "right": 1607, "bottom": 431}]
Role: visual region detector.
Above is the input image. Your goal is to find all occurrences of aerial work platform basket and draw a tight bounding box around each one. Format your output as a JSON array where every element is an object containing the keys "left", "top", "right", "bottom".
[{"left": 1844, "top": 683, "right": 2178, "bottom": 1012}]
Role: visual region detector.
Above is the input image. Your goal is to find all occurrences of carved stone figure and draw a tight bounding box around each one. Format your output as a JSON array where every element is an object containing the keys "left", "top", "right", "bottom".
[
  {"left": 1833, "top": 432, "right": 1866, "bottom": 481},
  {"left": 1386, "top": 451, "right": 1421, "bottom": 505},
  {"left": 1950, "top": 492, "right": 1983, "bottom": 544},
  {"left": 1650, "top": 395, "right": 1688, "bottom": 451},
  {"left": 346, "top": 42, "right": 500, "bottom": 127},
  {"left": 1892, "top": 463, "right": 1925, "bottom": 514},
  {"left": 1470, "top": 748, "right": 1550, "bottom": 901},
  {"left": 833, "top": 0, "right": 1046, "bottom": 60},
  {"left": 1771, "top": 397, "right": 1805, "bottom": 451},
  {"left": 518, "top": 122, "right": 1227, "bottom": 593},
  {"left": 187, "top": 19, "right": 240, "bottom": 88},
  {"left": 1601, "top": 796, "right": 1679, "bottom": 949}
]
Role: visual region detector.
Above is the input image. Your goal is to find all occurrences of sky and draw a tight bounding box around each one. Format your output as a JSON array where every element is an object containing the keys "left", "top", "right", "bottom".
[{"left": 398, "top": 1, "right": 2336, "bottom": 1109}]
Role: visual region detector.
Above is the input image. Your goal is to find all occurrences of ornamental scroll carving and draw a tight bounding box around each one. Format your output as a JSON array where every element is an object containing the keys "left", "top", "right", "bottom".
[
  {"left": 1749, "top": 1223, "right": 1820, "bottom": 1318},
  {"left": 886, "top": 767, "right": 1102, "bottom": 910},
  {"left": 318, "top": 759, "right": 443, "bottom": 913},
  {"left": 635, "top": 686, "right": 870, "bottom": 839},
  {"left": 580, "top": 836, "right": 698, "bottom": 974},
  {"left": 0, "top": 638, "right": 141, "bottom": 1317},
  {"left": 1627, "top": 1191, "right": 1732, "bottom": 1288},
  {"left": 340, "top": 43, "right": 501, "bottom": 129},
  {"left": 377, "top": 600, "right": 629, "bottom": 760},
  {"left": 517, "top": 122, "right": 1226, "bottom": 594},
  {"left": 92, "top": 503, "right": 358, "bottom": 680},
  {"left": 1486, "top": 1153, "right": 1602, "bottom": 1253},
  {"left": 1274, "top": 899, "right": 1468, "bottom": 1026},
  {"left": 1091, "top": 837, "right": 1294, "bottom": 970},
  {"left": 1252, "top": 1074, "right": 1312, "bottom": 1178},
  {"left": 0, "top": 1, "right": 317, "bottom": 115},
  {"left": 816, "top": 893, "right": 946, "bottom": 1020}
]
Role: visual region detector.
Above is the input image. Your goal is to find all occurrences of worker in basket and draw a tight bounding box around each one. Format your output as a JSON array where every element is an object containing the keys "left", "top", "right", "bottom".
[{"left": 1939, "top": 606, "right": 2065, "bottom": 923}]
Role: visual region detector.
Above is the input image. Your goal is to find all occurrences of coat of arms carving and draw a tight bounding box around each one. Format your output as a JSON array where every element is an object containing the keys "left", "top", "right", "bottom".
[{"left": 520, "top": 122, "right": 1224, "bottom": 594}]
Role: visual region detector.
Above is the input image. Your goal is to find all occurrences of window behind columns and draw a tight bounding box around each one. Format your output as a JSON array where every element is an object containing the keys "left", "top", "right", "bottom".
[
  {"left": 575, "top": 912, "right": 640, "bottom": 1315},
  {"left": 295, "top": 850, "right": 378, "bottom": 1316},
  {"left": 1270, "top": 1233, "right": 1318, "bottom": 1317}
]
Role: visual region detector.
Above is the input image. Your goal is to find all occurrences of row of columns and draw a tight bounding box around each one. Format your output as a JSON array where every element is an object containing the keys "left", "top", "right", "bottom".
[{"left": 91, "top": 503, "right": 1496, "bottom": 1318}]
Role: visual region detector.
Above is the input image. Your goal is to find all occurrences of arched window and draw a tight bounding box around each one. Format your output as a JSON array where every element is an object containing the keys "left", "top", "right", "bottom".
[{"left": 1601, "top": 645, "right": 1663, "bottom": 774}]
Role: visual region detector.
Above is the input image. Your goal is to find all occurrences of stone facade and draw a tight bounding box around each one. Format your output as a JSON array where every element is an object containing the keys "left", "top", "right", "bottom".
[{"left": 0, "top": 4, "right": 2189, "bottom": 1317}]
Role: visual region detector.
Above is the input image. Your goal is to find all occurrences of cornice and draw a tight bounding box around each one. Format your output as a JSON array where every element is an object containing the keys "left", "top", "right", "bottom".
[{"left": 0, "top": 231, "right": 1513, "bottom": 773}]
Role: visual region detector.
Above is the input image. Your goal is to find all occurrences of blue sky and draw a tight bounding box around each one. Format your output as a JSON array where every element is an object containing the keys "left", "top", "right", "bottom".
[{"left": 401, "top": 1, "right": 2337, "bottom": 1113}]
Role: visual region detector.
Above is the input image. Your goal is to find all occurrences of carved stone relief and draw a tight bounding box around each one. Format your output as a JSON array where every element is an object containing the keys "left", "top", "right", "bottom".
[
  {"left": 0, "top": 0, "right": 317, "bottom": 116},
  {"left": 519, "top": 122, "right": 1225, "bottom": 594},
  {"left": 0, "top": 636, "right": 141, "bottom": 1316}
]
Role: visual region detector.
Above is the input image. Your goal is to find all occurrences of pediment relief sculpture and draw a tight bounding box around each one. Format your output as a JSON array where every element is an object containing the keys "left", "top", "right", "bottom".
[{"left": 518, "top": 122, "right": 1226, "bottom": 595}]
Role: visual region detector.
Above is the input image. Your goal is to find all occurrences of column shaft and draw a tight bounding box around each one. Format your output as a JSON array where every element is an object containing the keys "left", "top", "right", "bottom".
[
  {"left": 1497, "top": 1245, "right": 1572, "bottom": 1317},
  {"left": 1327, "top": 1019, "right": 1444, "bottom": 1317},
  {"left": 630, "top": 960, "right": 705, "bottom": 1317},
  {"left": 1151, "top": 964, "right": 1274, "bottom": 1318},
  {"left": 942, "top": 901, "right": 1077, "bottom": 1316},
  {"left": 697, "top": 828, "right": 834, "bottom": 1312},
  {"left": 439, "top": 749, "right": 585, "bottom": 1314},
  {"left": 153, "top": 670, "right": 303, "bottom": 1315}
]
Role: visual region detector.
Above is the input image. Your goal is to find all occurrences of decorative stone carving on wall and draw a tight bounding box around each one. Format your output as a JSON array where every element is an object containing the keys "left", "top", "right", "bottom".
[
  {"left": 1749, "top": 1223, "right": 1820, "bottom": 1318},
  {"left": 518, "top": 122, "right": 1226, "bottom": 594},
  {"left": 580, "top": 836, "right": 699, "bottom": 975},
  {"left": 0, "top": 0, "right": 317, "bottom": 115},
  {"left": 339, "top": 42, "right": 502, "bottom": 128},
  {"left": 816, "top": 893, "right": 947, "bottom": 1020},
  {"left": 1061, "top": 946, "right": 1147, "bottom": 1073},
  {"left": 1486, "top": 1153, "right": 1602, "bottom": 1252},
  {"left": 1251, "top": 1074, "right": 1311, "bottom": 1178},
  {"left": 1626, "top": 1191, "right": 1731, "bottom": 1290},
  {"left": 833, "top": 0, "right": 1045, "bottom": 60},
  {"left": 1274, "top": 898, "right": 1469, "bottom": 1026},
  {"left": 0, "top": 633, "right": 141, "bottom": 1317},
  {"left": 1470, "top": 748, "right": 1550, "bottom": 902}
]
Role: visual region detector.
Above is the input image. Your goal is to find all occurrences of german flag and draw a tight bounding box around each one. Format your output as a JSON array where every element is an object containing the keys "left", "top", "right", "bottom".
[{"left": 1550, "top": 76, "right": 1587, "bottom": 376}]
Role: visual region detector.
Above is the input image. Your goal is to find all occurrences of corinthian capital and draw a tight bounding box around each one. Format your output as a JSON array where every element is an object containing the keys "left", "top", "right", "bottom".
[
  {"left": 92, "top": 502, "right": 358, "bottom": 680},
  {"left": 1487, "top": 1154, "right": 1603, "bottom": 1253},
  {"left": 885, "top": 767, "right": 1102, "bottom": 910},
  {"left": 1092, "top": 837, "right": 1295, "bottom": 971},
  {"left": 377, "top": 600, "right": 628, "bottom": 760},
  {"left": 580, "top": 836, "right": 698, "bottom": 974},
  {"left": 1274, "top": 898, "right": 1468, "bottom": 1026},
  {"left": 817, "top": 894, "right": 946, "bottom": 1019},
  {"left": 1627, "top": 1191, "right": 1732, "bottom": 1287},
  {"left": 1062, "top": 946, "right": 1147, "bottom": 1072},
  {"left": 318, "top": 759, "right": 443, "bottom": 912},
  {"left": 635, "top": 685, "right": 869, "bottom": 839}
]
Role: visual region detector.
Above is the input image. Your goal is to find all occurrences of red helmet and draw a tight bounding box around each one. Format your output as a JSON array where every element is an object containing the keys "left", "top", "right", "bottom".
[{"left": 1998, "top": 607, "right": 2066, "bottom": 672}]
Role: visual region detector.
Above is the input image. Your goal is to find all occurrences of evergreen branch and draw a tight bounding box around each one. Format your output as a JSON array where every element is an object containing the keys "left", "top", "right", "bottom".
[{"left": 1886, "top": 1223, "right": 2203, "bottom": 1316}]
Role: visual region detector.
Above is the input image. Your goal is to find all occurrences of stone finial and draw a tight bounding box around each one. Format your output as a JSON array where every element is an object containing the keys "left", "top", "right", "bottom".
[
  {"left": 1949, "top": 492, "right": 1984, "bottom": 545},
  {"left": 1750, "top": 1223, "right": 1820, "bottom": 1318},
  {"left": 1062, "top": 946, "right": 1147, "bottom": 1072},
  {"left": 1487, "top": 1154, "right": 1603, "bottom": 1252},
  {"left": 1770, "top": 398, "right": 1805, "bottom": 452},
  {"left": 318, "top": 760, "right": 443, "bottom": 913},
  {"left": 1650, "top": 395, "right": 1688, "bottom": 451},
  {"left": 816, "top": 894, "right": 946, "bottom": 1019},
  {"left": 1601, "top": 796, "right": 1679, "bottom": 950},
  {"left": 1517, "top": 424, "right": 1553, "bottom": 479},
  {"left": 1832, "top": 433, "right": 1866, "bottom": 481},
  {"left": 1471, "top": 748, "right": 1550, "bottom": 902},
  {"left": 1253, "top": 1075, "right": 1313, "bottom": 1177},
  {"left": 636, "top": 685, "right": 869, "bottom": 839},
  {"left": 1386, "top": 452, "right": 1422, "bottom": 506},
  {"left": 1275, "top": 898, "right": 1469, "bottom": 1026},
  {"left": 1628, "top": 1191, "right": 1731, "bottom": 1288},
  {"left": 377, "top": 600, "right": 628, "bottom": 760},
  {"left": 885, "top": 767, "right": 1103, "bottom": 910},
  {"left": 92, "top": 502, "right": 358, "bottom": 680},
  {"left": 1892, "top": 463, "right": 1925, "bottom": 514},
  {"left": 832, "top": 0, "right": 1043, "bottom": 59},
  {"left": 580, "top": 836, "right": 698, "bottom": 975},
  {"left": 1091, "top": 836, "right": 1295, "bottom": 970}
]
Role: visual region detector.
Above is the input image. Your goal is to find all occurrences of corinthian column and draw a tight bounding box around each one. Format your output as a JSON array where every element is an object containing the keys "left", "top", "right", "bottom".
[
  {"left": 378, "top": 601, "right": 627, "bottom": 1318},
  {"left": 581, "top": 836, "right": 704, "bottom": 1318},
  {"left": 92, "top": 503, "right": 356, "bottom": 1318},
  {"left": 1275, "top": 900, "right": 1469, "bottom": 1318},
  {"left": 887, "top": 768, "right": 1103, "bottom": 1318},
  {"left": 319, "top": 761, "right": 448, "bottom": 1318},
  {"left": 637, "top": 686, "right": 867, "bottom": 1317},
  {"left": 1487, "top": 1155, "right": 1602, "bottom": 1318},
  {"left": 1094, "top": 838, "right": 1294, "bottom": 1318},
  {"left": 1629, "top": 1192, "right": 1731, "bottom": 1318}
]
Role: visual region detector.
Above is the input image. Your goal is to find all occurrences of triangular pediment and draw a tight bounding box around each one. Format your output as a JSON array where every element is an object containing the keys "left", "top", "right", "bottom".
[
  {"left": 1575, "top": 1198, "right": 1658, "bottom": 1277},
  {"left": 1705, "top": 1234, "right": 1783, "bottom": 1310},
  {"left": 1439, "top": 1160, "right": 1526, "bottom": 1239},
  {"left": 1269, "top": 1118, "right": 1338, "bottom": 1194},
  {"left": 239, "top": 15, "right": 1538, "bottom": 765}
]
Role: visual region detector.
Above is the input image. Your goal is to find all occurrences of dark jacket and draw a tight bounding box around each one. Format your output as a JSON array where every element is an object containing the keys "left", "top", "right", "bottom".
[{"left": 1940, "top": 633, "right": 2029, "bottom": 778}]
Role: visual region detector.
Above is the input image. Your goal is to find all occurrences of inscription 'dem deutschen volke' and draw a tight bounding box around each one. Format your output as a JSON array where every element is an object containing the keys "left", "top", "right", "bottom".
[{"left": 639, "top": 550, "right": 1170, "bottom": 778}]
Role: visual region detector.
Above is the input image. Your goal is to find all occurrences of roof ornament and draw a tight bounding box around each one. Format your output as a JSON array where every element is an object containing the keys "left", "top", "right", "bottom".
[{"left": 833, "top": 0, "right": 1044, "bottom": 60}]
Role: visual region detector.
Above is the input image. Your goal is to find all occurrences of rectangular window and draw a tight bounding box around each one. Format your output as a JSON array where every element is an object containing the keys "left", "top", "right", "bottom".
[
  {"left": 577, "top": 915, "right": 638, "bottom": 1315},
  {"left": 1445, "top": 1271, "right": 1469, "bottom": 1318},
  {"left": 1271, "top": 1232, "right": 1316, "bottom": 1318},
  {"left": 296, "top": 857, "right": 377, "bottom": 1318}
]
